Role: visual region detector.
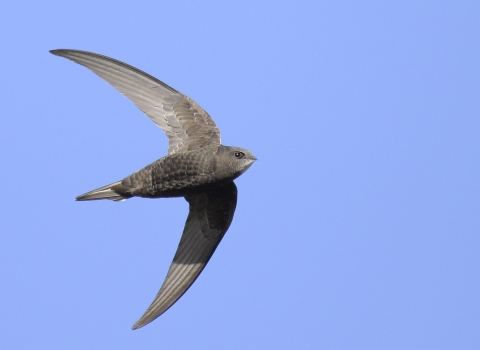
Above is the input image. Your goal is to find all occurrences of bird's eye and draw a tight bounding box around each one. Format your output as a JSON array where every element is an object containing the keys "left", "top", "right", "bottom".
[{"left": 234, "top": 152, "right": 245, "bottom": 159}]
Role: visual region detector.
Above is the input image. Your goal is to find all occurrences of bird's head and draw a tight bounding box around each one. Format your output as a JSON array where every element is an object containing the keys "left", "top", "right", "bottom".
[{"left": 216, "top": 145, "right": 257, "bottom": 179}]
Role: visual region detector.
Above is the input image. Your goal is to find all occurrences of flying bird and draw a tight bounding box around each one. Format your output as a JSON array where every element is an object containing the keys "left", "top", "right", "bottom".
[{"left": 50, "top": 49, "right": 256, "bottom": 330}]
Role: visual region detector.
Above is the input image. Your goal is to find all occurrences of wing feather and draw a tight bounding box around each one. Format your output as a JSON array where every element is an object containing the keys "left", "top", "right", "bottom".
[
  {"left": 50, "top": 49, "right": 221, "bottom": 154},
  {"left": 132, "top": 182, "right": 237, "bottom": 329}
]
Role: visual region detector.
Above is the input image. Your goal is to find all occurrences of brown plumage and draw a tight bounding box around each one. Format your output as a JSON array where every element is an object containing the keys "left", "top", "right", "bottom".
[{"left": 50, "top": 49, "right": 256, "bottom": 329}]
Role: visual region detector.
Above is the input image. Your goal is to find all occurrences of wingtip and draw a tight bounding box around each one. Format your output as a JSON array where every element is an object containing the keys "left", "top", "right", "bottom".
[
  {"left": 131, "top": 309, "right": 163, "bottom": 330},
  {"left": 50, "top": 49, "right": 76, "bottom": 57},
  {"left": 131, "top": 320, "right": 145, "bottom": 331}
]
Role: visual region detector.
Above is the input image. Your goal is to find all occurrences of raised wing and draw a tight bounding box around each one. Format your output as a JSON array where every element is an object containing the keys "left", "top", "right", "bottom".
[
  {"left": 50, "top": 49, "right": 221, "bottom": 154},
  {"left": 132, "top": 182, "right": 237, "bottom": 330}
]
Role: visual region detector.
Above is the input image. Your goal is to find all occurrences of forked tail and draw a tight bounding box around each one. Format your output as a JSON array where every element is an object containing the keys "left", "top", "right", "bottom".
[{"left": 76, "top": 181, "right": 132, "bottom": 201}]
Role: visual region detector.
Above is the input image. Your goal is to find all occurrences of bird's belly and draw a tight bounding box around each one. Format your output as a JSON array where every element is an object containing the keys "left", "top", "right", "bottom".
[
  {"left": 134, "top": 172, "right": 233, "bottom": 198},
  {"left": 122, "top": 152, "right": 236, "bottom": 199}
]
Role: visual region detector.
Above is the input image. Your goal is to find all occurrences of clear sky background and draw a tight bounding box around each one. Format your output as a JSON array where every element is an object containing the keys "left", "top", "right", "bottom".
[{"left": 1, "top": 1, "right": 479, "bottom": 349}]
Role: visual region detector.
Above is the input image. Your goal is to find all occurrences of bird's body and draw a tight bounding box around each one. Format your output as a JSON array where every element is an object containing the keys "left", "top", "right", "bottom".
[
  {"left": 50, "top": 49, "right": 256, "bottom": 329},
  {"left": 78, "top": 145, "right": 254, "bottom": 201}
]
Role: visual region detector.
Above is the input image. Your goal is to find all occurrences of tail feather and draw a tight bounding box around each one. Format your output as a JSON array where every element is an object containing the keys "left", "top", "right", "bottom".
[{"left": 76, "top": 181, "right": 130, "bottom": 201}]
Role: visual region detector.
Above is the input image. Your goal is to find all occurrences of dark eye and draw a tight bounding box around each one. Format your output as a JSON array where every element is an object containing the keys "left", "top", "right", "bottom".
[{"left": 234, "top": 152, "right": 245, "bottom": 159}]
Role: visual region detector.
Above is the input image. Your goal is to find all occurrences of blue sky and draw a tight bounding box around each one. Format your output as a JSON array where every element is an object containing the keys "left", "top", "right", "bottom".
[{"left": 1, "top": 1, "right": 479, "bottom": 349}]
